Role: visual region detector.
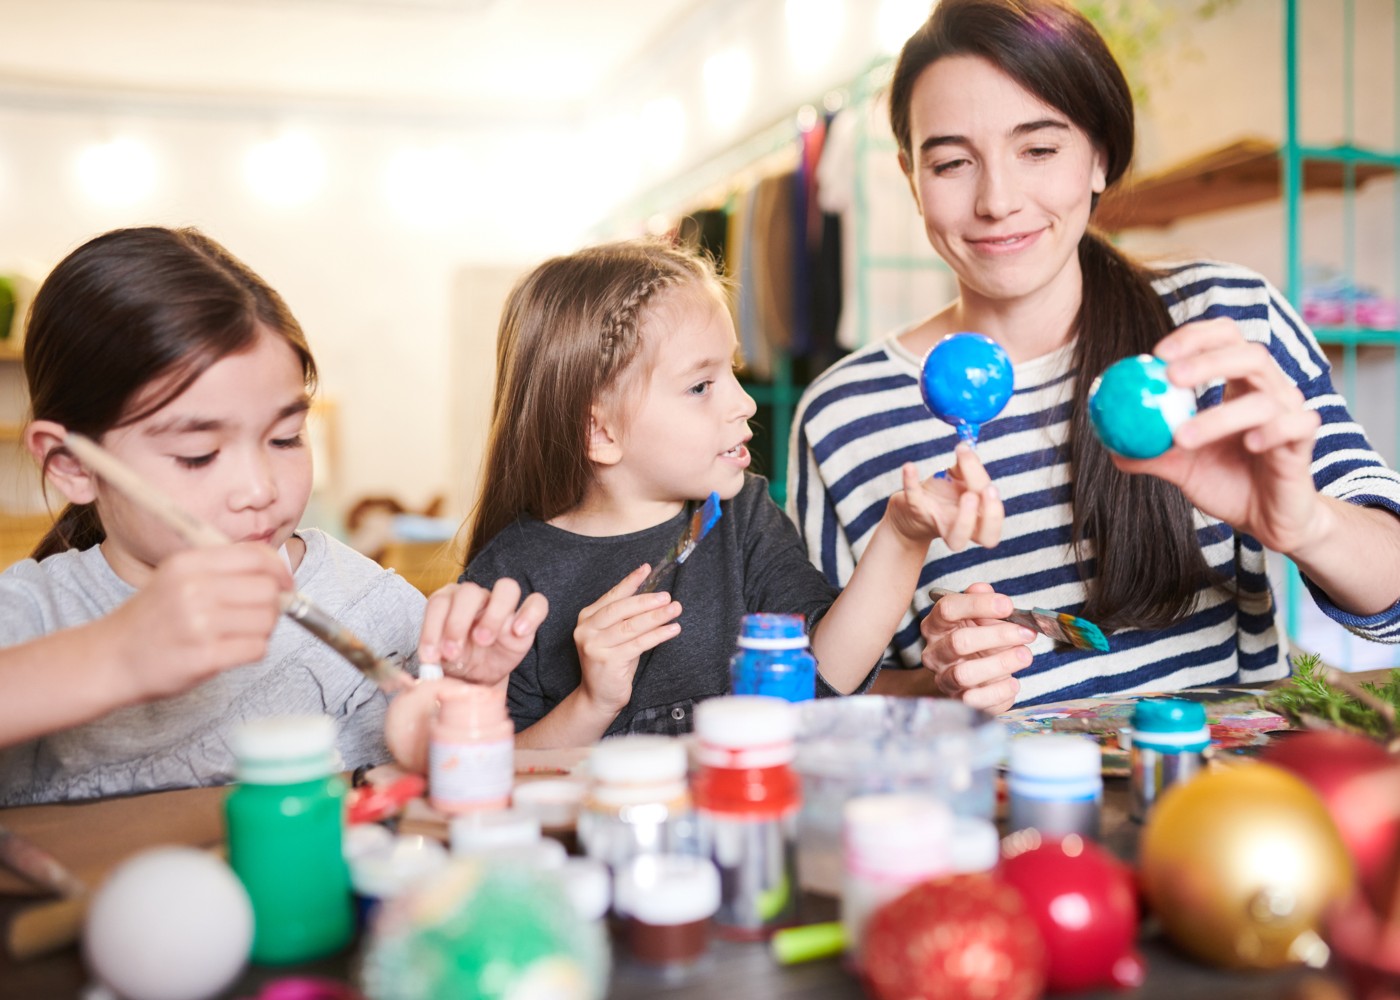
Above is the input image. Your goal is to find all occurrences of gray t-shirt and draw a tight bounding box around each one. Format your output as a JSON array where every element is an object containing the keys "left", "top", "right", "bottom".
[
  {"left": 0, "top": 529, "right": 425, "bottom": 806},
  {"left": 464, "top": 474, "right": 877, "bottom": 737}
]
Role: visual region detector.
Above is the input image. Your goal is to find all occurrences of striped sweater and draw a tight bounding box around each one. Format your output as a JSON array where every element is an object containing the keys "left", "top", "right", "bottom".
[{"left": 788, "top": 261, "right": 1400, "bottom": 706}]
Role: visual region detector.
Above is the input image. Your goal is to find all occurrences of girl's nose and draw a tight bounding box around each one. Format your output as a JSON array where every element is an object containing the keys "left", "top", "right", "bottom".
[{"left": 230, "top": 452, "right": 278, "bottom": 510}]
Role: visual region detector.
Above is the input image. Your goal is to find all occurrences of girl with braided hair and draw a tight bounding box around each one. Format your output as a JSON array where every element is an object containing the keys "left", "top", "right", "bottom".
[{"left": 449, "top": 238, "right": 999, "bottom": 746}]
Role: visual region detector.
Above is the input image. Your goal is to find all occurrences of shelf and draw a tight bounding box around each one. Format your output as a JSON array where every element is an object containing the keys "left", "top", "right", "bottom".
[
  {"left": 1095, "top": 137, "right": 1397, "bottom": 231},
  {"left": 1311, "top": 326, "right": 1400, "bottom": 346}
]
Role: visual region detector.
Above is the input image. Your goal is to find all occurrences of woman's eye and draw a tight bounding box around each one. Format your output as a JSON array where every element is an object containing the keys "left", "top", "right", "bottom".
[
  {"left": 175, "top": 452, "right": 216, "bottom": 469},
  {"left": 271, "top": 434, "right": 305, "bottom": 450},
  {"left": 931, "top": 157, "right": 969, "bottom": 176},
  {"left": 1026, "top": 146, "right": 1058, "bottom": 160}
]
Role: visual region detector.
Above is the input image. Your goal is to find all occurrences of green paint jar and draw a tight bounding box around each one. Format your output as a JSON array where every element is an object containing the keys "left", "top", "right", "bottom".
[{"left": 226, "top": 715, "right": 354, "bottom": 965}]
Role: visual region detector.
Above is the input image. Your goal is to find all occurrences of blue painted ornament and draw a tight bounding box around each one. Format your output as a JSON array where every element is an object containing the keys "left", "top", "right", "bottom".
[
  {"left": 919, "top": 333, "right": 1015, "bottom": 444},
  {"left": 1088, "top": 355, "right": 1197, "bottom": 460}
]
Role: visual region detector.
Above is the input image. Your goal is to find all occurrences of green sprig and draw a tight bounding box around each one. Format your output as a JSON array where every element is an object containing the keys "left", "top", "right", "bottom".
[{"left": 1265, "top": 652, "right": 1400, "bottom": 740}]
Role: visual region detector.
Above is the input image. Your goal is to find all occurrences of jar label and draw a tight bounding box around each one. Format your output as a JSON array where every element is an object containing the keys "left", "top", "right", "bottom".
[{"left": 429, "top": 737, "right": 514, "bottom": 806}]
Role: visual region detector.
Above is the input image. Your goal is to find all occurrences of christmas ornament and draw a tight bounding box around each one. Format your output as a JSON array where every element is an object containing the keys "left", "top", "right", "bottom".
[
  {"left": 919, "top": 333, "right": 1015, "bottom": 445},
  {"left": 1263, "top": 729, "right": 1400, "bottom": 913},
  {"left": 1088, "top": 354, "right": 1196, "bottom": 459},
  {"left": 1000, "top": 832, "right": 1145, "bottom": 992},
  {"left": 1138, "top": 762, "right": 1354, "bottom": 969},
  {"left": 861, "top": 873, "right": 1046, "bottom": 1000}
]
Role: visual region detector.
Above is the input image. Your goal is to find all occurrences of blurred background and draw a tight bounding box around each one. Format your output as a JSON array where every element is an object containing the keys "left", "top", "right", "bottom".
[{"left": 0, "top": 0, "right": 1395, "bottom": 665}]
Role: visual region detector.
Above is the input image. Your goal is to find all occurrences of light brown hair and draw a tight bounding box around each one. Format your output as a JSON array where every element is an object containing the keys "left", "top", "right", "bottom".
[{"left": 463, "top": 239, "right": 722, "bottom": 567}]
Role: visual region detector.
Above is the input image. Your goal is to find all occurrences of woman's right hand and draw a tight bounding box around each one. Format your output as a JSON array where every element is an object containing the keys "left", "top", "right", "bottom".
[
  {"left": 573, "top": 564, "right": 682, "bottom": 716},
  {"left": 106, "top": 543, "right": 291, "bottom": 700},
  {"left": 919, "top": 582, "right": 1037, "bottom": 714}
]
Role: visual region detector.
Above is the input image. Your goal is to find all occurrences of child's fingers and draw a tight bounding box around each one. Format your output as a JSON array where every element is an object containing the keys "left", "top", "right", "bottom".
[
  {"left": 469, "top": 578, "right": 525, "bottom": 646},
  {"left": 506, "top": 591, "right": 550, "bottom": 641},
  {"left": 436, "top": 583, "right": 492, "bottom": 661},
  {"left": 417, "top": 583, "right": 463, "bottom": 662},
  {"left": 580, "top": 565, "right": 653, "bottom": 620},
  {"left": 581, "top": 591, "right": 674, "bottom": 633},
  {"left": 606, "top": 619, "right": 683, "bottom": 660}
]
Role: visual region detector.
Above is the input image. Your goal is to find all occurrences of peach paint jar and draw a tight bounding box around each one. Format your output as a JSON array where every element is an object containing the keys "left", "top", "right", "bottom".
[{"left": 428, "top": 680, "right": 514, "bottom": 814}]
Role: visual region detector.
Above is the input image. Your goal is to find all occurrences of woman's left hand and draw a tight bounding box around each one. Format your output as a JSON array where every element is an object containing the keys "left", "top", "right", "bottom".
[{"left": 1117, "top": 317, "right": 1324, "bottom": 555}]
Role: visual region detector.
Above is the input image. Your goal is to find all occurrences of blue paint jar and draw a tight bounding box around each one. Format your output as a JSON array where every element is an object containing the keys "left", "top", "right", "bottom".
[
  {"left": 728, "top": 614, "right": 818, "bottom": 702},
  {"left": 1125, "top": 698, "right": 1210, "bottom": 821}
]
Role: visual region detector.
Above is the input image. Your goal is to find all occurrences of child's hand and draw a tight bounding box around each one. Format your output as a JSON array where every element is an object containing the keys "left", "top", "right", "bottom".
[
  {"left": 573, "top": 564, "right": 682, "bottom": 716},
  {"left": 418, "top": 579, "right": 547, "bottom": 688},
  {"left": 107, "top": 543, "right": 291, "bottom": 700},
  {"left": 918, "top": 582, "right": 1036, "bottom": 714},
  {"left": 884, "top": 446, "right": 1003, "bottom": 552}
]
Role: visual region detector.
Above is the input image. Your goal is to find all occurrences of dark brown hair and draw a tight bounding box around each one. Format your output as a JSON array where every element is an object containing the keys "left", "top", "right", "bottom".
[
  {"left": 463, "top": 239, "right": 721, "bottom": 567},
  {"left": 25, "top": 226, "right": 316, "bottom": 560},
  {"left": 889, "top": 0, "right": 1212, "bottom": 630}
]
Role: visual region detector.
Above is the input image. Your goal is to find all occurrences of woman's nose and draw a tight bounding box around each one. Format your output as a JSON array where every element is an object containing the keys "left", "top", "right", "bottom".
[{"left": 975, "top": 162, "right": 1023, "bottom": 220}]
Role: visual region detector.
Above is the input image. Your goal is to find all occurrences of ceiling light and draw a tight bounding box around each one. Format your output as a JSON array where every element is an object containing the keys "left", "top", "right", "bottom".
[
  {"left": 245, "top": 131, "right": 326, "bottom": 207},
  {"left": 75, "top": 136, "right": 157, "bottom": 207}
]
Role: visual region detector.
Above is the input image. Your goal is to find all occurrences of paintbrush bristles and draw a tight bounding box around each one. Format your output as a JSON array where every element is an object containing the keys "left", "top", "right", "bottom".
[{"left": 638, "top": 492, "right": 723, "bottom": 594}]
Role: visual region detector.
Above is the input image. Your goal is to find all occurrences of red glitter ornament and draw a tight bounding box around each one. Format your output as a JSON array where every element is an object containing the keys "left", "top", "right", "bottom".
[
  {"left": 862, "top": 873, "right": 1046, "bottom": 1000},
  {"left": 1000, "top": 832, "right": 1146, "bottom": 992}
]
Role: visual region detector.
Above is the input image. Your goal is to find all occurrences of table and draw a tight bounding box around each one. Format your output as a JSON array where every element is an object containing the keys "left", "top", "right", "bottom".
[{"left": 5, "top": 676, "right": 1388, "bottom": 1000}]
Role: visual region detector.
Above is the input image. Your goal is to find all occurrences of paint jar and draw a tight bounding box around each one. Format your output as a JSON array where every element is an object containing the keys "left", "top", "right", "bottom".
[
  {"left": 512, "top": 778, "right": 588, "bottom": 855},
  {"left": 448, "top": 808, "right": 566, "bottom": 869},
  {"left": 429, "top": 682, "right": 514, "bottom": 814},
  {"left": 841, "top": 794, "right": 952, "bottom": 965},
  {"left": 793, "top": 696, "right": 1005, "bottom": 895},
  {"left": 950, "top": 815, "right": 1002, "bottom": 874},
  {"left": 226, "top": 715, "right": 355, "bottom": 964},
  {"left": 577, "top": 735, "right": 696, "bottom": 871},
  {"left": 614, "top": 854, "right": 721, "bottom": 981},
  {"left": 1126, "top": 697, "right": 1210, "bottom": 821},
  {"left": 558, "top": 856, "right": 612, "bottom": 925},
  {"left": 729, "top": 613, "right": 818, "bottom": 702},
  {"left": 346, "top": 833, "right": 449, "bottom": 928},
  {"left": 1007, "top": 734, "right": 1102, "bottom": 839},
  {"left": 692, "top": 696, "right": 800, "bottom": 939}
]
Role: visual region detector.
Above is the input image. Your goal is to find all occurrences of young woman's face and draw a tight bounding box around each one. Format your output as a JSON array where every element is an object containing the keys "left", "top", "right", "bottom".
[
  {"left": 610, "top": 287, "right": 757, "bottom": 506},
  {"left": 95, "top": 325, "right": 314, "bottom": 583},
  {"left": 903, "top": 54, "right": 1107, "bottom": 311}
]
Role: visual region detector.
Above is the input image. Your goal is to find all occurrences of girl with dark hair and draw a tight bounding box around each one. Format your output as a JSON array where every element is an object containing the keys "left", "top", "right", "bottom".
[
  {"left": 790, "top": 0, "right": 1400, "bottom": 712},
  {"left": 452, "top": 238, "right": 993, "bottom": 746},
  {"left": 0, "top": 227, "right": 521, "bottom": 805}
]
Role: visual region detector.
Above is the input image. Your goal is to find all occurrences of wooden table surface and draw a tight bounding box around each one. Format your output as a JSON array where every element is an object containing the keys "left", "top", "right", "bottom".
[{"left": 6, "top": 673, "right": 1391, "bottom": 1000}]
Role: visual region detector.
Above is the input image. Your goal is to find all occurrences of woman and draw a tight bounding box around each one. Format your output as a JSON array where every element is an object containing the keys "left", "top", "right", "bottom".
[{"left": 788, "top": 0, "right": 1400, "bottom": 713}]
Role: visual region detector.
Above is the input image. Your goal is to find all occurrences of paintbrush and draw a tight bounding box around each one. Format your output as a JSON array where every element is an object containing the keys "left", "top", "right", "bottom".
[
  {"left": 928, "top": 587, "right": 1110, "bottom": 653},
  {"left": 637, "top": 491, "right": 723, "bottom": 594},
  {"left": 63, "top": 432, "right": 415, "bottom": 695}
]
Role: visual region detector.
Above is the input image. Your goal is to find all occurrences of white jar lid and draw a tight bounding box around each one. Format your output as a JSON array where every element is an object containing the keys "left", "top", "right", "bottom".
[
  {"left": 449, "top": 809, "right": 541, "bottom": 855},
  {"left": 1007, "top": 734, "right": 1101, "bottom": 779},
  {"left": 231, "top": 715, "right": 339, "bottom": 784},
  {"left": 590, "top": 735, "right": 688, "bottom": 785},
  {"left": 614, "top": 855, "right": 721, "bottom": 925},
  {"left": 950, "top": 816, "right": 1001, "bottom": 874},
  {"left": 348, "top": 834, "right": 449, "bottom": 899},
  {"left": 558, "top": 857, "right": 611, "bottom": 922},
  {"left": 843, "top": 794, "right": 952, "bottom": 878},
  {"left": 512, "top": 779, "right": 588, "bottom": 829}
]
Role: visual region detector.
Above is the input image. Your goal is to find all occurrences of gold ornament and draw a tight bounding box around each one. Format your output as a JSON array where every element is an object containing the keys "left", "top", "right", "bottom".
[{"left": 1138, "top": 761, "right": 1354, "bottom": 970}]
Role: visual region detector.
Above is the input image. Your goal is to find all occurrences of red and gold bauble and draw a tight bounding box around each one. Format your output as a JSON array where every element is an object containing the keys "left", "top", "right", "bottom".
[
  {"left": 862, "top": 873, "right": 1046, "bottom": 1000},
  {"left": 1138, "top": 761, "right": 1354, "bottom": 970},
  {"left": 1000, "top": 832, "right": 1145, "bottom": 992}
]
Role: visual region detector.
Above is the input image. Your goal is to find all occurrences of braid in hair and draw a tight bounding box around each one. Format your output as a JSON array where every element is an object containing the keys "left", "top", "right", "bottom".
[{"left": 597, "top": 264, "right": 677, "bottom": 391}]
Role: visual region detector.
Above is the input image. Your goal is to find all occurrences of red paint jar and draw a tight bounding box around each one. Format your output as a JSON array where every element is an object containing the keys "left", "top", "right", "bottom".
[{"left": 692, "top": 695, "right": 801, "bottom": 939}]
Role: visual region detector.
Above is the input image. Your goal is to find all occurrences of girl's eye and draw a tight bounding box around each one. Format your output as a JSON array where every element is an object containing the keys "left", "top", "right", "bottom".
[
  {"left": 271, "top": 434, "right": 305, "bottom": 450},
  {"left": 175, "top": 452, "right": 217, "bottom": 469},
  {"left": 688, "top": 380, "right": 714, "bottom": 397}
]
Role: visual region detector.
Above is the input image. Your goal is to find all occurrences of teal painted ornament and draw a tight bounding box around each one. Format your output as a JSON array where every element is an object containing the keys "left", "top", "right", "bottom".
[
  {"left": 919, "top": 333, "right": 1015, "bottom": 444},
  {"left": 1088, "top": 355, "right": 1197, "bottom": 460}
]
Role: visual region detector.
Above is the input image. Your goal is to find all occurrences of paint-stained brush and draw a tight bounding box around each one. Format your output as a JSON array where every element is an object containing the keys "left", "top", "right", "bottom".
[
  {"left": 928, "top": 587, "right": 1110, "bottom": 653},
  {"left": 638, "top": 491, "right": 723, "bottom": 594},
  {"left": 63, "top": 432, "right": 415, "bottom": 694}
]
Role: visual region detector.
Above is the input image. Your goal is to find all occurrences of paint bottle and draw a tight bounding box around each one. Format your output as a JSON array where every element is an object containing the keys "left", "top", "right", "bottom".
[
  {"left": 428, "top": 682, "right": 514, "bottom": 814},
  {"left": 1126, "top": 697, "right": 1210, "bottom": 821},
  {"left": 1006, "top": 733, "right": 1102, "bottom": 840},
  {"left": 692, "top": 695, "right": 801, "bottom": 939},
  {"left": 577, "top": 735, "right": 696, "bottom": 871},
  {"left": 841, "top": 794, "right": 952, "bottom": 965},
  {"left": 614, "top": 854, "right": 721, "bottom": 981},
  {"left": 226, "top": 715, "right": 354, "bottom": 964},
  {"left": 728, "top": 613, "right": 818, "bottom": 702}
]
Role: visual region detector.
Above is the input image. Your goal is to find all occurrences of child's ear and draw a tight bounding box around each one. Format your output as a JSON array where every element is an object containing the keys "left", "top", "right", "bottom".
[
  {"left": 586, "top": 405, "right": 623, "bottom": 467},
  {"left": 24, "top": 420, "right": 99, "bottom": 504}
]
